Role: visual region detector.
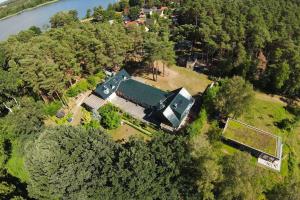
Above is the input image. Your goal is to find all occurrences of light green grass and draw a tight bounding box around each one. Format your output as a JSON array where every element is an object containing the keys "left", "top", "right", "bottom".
[
  {"left": 6, "top": 139, "right": 29, "bottom": 182},
  {"left": 223, "top": 119, "right": 278, "bottom": 157},
  {"left": 235, "top": 96, "right": 299, "bottom": 176},
  {"left": 109, "top": 123, "right": 151, "bottom": 141},
  {"left": 238, "top": 98, "right": 294, "bottom": 136}
]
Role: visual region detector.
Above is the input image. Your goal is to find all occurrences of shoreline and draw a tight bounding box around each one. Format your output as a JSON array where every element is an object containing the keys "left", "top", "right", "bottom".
[{"left": 0, "top": 0, "right": 60, "bottom": 21}]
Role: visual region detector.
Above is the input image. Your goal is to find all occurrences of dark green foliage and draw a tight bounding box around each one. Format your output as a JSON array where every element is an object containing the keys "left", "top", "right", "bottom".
[
  {"left": 274, "top": 118, "right": 295, "bottom": 131},
  {"left": 99, "top": 104, "right": 121, "bottom": 130},
  {"left": 0, "top": 138, "right": 7, "bottom": 171},
  {"left": 217, "top": 152, "right": 263, "bottom": 200},
  {"left": 128, "top": 6, "right": 140, "bottom": 20},
  {"left": 177, "top": 0, "right": 300, "bottom": 98},
  {"left": 28, "top": 26, "right": 42, "bottom": 35},
  {"left": 206, "top": 121, "right": 222, "bottom": 145},
  {"left": 0, "top": 97, "right": 44, "bottom": 138},
  {"left": 214, "top": 77, "right": 255, "bottom": 118},
  {"left": 25, "top": 126, "right": 191, "bottom": 199},
  {"left": 268, "top": 178, "right": 300, "bottom": 200},
  {"left": 26, "top": 126, "right": 118, "bottom": 199},
  {"left": 50, "top": 10, "right": 79, "bottom": 28}
]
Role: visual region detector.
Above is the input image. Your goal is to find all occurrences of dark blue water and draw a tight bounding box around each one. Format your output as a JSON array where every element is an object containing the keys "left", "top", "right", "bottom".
[{"left": 0, "top": 0, "right": 116, "bottom": 41}]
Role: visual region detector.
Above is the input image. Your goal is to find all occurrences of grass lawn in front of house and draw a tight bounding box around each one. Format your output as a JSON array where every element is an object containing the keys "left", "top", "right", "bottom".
[{"left": 109, "top": 123, "right": 151, "bottom": 141}]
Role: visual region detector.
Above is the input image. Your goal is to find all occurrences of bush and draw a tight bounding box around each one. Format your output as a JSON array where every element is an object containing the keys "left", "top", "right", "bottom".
[
  {"left": 206, "top": 121, "right": 222, "bottom": 144},
  {"left": 187, "top": 108, "right": 207, "bottom": 137},
  {"left": 87, "top": 72, "right": 105, "bottom": 88},
  {"left": 43, "top": 101, "right": 62, "bottom": 116},
  {"left": 99, "top": 104, "right": 121, "bottom": 130},
  {"left": 66, "top": 80, "right": 89, "bottom": 97},
  {"left": 274, "top": 118, "right": 295, "bottom": 131}
]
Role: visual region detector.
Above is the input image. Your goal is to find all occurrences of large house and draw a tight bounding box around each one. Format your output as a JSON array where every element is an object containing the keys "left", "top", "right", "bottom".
[{"left": 83, "top": 70, "right": 195, "bottom": 130}]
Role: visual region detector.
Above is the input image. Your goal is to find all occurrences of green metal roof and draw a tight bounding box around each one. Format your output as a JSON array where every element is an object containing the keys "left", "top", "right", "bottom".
[
  {"left": 95, "top": 70, "right": 130, "bottom": 99},
  {"left": 117, "top": 79, "right": 168, "bottom": 108}
]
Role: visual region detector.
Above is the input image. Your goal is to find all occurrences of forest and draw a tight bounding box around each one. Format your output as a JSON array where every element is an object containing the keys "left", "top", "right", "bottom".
[{"left": 0, "top": 0, "right": 300, "bottom": 199}]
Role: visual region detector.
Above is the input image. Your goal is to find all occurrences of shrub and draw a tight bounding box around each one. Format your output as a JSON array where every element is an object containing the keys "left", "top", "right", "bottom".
[
  {"left": 66, "top": 80, "right": 89, "bottom": 97},
  {"left": 187, "top": 108, "right": 207, "bottom": 137},
  {"left": 43, "top": 101, "right": 62, "bottom": 116},
  {"left": 274, "top": 118, "right": 295, "bottom": 131},
  {"left": 99, "top": 104, "right": 121, "bottom": 130},
  {"left": 87, "top": 72, "right": 105, "bottom": 88}
]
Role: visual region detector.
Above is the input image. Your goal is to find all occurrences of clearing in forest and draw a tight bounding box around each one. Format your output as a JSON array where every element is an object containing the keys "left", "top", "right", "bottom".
[{"left": 133, "top": 65, "right": 212, "bottom": 95}]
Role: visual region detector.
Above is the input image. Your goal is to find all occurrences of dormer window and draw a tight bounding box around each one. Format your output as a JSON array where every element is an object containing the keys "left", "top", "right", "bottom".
[
  {"left": 103, "top": 86, "right": 110, "bottom": 94},
  {"left": 172, "top": 103, "right": 177, "bottom": 109}
]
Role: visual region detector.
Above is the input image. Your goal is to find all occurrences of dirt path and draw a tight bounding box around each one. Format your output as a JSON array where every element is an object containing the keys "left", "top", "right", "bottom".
[{"left": 69, "top": 90, "right": 91, "bottom": 126}]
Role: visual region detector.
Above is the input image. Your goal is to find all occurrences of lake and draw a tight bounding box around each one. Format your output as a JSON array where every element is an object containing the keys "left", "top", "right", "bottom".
[{"left": 0, "top": 0, "right": 116, "bottom": 41}]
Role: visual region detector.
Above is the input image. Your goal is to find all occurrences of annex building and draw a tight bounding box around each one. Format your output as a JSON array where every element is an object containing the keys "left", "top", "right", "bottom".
[
  {"left": 83, "top": 69, "right": 195, "bottom": 130},
  {"left": 222, "top": 118, "right": 283, "bottom": 171}
]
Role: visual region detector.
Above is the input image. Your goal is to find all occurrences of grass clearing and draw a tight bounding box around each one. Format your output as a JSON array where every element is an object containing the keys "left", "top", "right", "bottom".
[
  {"left": 109, "top": 123, "right": 150, "bottom": 141},
  {"left": 134, "top": 65, "right": 212, "bottom": 95},
  {"left": 6, "top": 139, "right": 29, "bottom": 182},
  {"left": 238, "top": 97, "right": 294, "bottom": 136}
]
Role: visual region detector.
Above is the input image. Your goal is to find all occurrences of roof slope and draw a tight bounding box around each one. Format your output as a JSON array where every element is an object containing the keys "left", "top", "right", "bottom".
[
  {"left": 95, "top": 70, "right": 130, "bottom": 99},
  {"left": 117, "top": 79, "right": 168, "bottom": 108},
  {"left": 161, "top": 88, "right": 195, "bottom": 128}
]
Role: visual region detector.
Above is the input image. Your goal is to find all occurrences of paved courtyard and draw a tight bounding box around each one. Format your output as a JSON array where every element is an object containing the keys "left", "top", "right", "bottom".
[{"left": 110, "top": 96, "right": 146, "bottom": 120}]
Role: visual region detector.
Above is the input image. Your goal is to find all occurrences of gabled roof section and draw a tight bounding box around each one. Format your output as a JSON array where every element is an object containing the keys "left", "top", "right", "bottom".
[
  {"left": 117, "top": 79, "right": 168, "bottom": 108},
  {"left": 162, "top": 88, "right": 195, "bottom": 128},
  {"left": 95, "top": 69, "right": 130, "bottom": 99}
]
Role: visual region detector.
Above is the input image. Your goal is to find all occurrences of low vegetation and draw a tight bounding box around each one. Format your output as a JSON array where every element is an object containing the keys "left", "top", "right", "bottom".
[
  {"left": 0, "top": 0, "right": 56, "bottom": 19},
  {"left": 223, "top": 119, "right": 278, "bottom": 156}
]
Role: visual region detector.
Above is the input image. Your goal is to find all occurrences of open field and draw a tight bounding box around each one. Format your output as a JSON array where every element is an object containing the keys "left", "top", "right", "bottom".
[
  {"left": 238, "top": 98, "right": 295, "bottom": 135},
  {"left": 133, "top": 65, "right": 212, "bottom": 95},
  {"left": 109, "top": 123, "right": 150, "bottom": 141},
  {"left": 223, "top": 119, "right": 278, "bottom": 157}
]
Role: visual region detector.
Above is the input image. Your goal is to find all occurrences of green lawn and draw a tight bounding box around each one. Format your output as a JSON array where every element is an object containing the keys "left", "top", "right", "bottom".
[
  {"left": 223, "top": 119, "right": 278, "bottom": 157},
  {"left": 238, "top": 97, "right": 294, "bottom": 136},
  {"left": 6, "top": 139, "right": 29, "bottom": 182},
  {"left": 229, "top": 96, "right": 299, "bottom": 176},
  {"left": 109, "top": 123, "right": 151, "bottom": 141}
]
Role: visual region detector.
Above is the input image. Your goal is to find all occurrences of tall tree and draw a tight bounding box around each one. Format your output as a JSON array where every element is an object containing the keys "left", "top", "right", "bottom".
[
  {"left": 214, "top": 76, "right": 255, "bottom": 118},
  {"left": 217, "top": 152, "right": 263, "bottom": 200}
]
